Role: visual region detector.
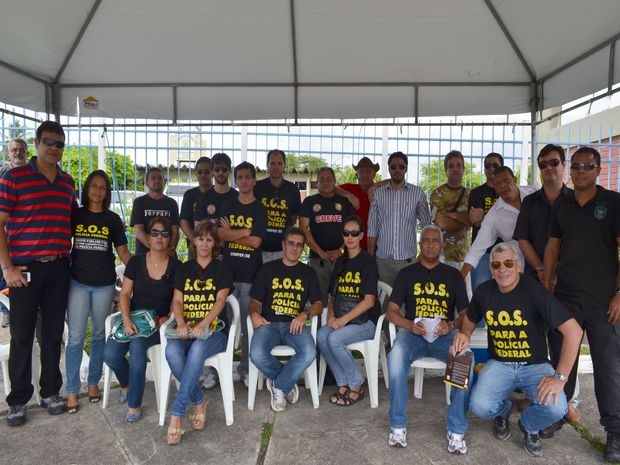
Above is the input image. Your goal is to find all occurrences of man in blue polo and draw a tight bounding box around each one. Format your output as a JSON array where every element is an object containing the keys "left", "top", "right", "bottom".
[{"left": 0, "top": 121, "right": 78, "bottom": 426}]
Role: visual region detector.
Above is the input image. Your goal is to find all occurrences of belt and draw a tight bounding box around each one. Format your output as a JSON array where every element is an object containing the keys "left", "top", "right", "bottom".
[{"left": 33, "top": 254, "right": 65, "bottom": 263}]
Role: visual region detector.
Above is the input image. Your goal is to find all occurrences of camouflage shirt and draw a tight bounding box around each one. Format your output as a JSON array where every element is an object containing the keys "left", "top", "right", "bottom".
[{"left": 430, "top": 183, "right": 471, "bottom": 262}]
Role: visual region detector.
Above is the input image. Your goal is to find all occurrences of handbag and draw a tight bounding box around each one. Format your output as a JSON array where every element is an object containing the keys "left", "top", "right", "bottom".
[
  {"left": 110, "top": 309, "right": 158, "bottom": 343},
  {"left": 164, "top": 318, "right": 226, "bottom": 340}
]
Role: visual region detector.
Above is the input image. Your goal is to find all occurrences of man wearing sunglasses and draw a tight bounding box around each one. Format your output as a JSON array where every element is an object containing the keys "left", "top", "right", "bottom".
[
  {"left": 455, "top": 242, "right": 582, "bottom": 458},
  {"left": 194, "top": 152, "right": 238, "bottom": 226},
  {"left": 0, "top": 121, "right": 78, "bottom": 425},
  {"left": 387, "top": 225, "right": 470, "bottom": 453},
  {"left": 179, "top": 156, "right": 212, "bottom": 255},
  {"left": 254, "top": 149, "right": 301, "bottom": 264},
  {"left": 543, "top": 146, "right": 620, "bottom": 463},
  {"left": 368, "top": 151, "right": 431, "bottom": 286},
  {"left": 461, "top": 166, "right": 534, "bottom": 281},
  {"left": 467, "top": 152, "right": 504, "bottom": 291},
  {"left": 130, "top": 166, "right": 179, "bottom": 255}
]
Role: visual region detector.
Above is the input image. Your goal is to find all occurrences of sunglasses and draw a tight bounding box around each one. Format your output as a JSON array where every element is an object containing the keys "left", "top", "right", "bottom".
[
  {"left": 149, "top": 228, "right": 171, "bottom": 238},
  {"left": 570, "top": 162, "right": 598, "bottom": 171},
  {"left": 538, "top": 159, "right": 561, "bottom": 169},
  {"left": 342, "top": 229, "right": 362, "bottom": 237},
  {"left": 38, "top": 138, "right": 65, "bottom": 149},
  {"left": 196, "top": 169, "right": 210, "bottom": 175},
  {"left": 285, "top": 240, "right": 304, "bottom": 249},
  {"left": 213, "top": 167, "right": 229, "bottom": 174},
  {"left": 490, "top": 259, "right": 516, "bottom": 270},
  {"left": 484, "top": 162, "right": 500, "bottom": 170},
  {"left": 389, "top": 164, "right": 406, "bottom": 170}
]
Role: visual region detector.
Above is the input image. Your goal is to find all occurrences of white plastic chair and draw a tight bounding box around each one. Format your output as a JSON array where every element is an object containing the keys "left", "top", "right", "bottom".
[
  {"left": 114, "top": 264, "right": 125, "bottom": 294},
  {"left": 101, "top": 311, "right": 162, "bottom": 410},
  {"left": 247, "top": 312, "right": 320, "bottom": 410},
  {"left": 317, "top": 280, "right": 392, "bottom": 408},
  {"left": 158, "top": 295, "right": 240, "bottom": 426},
  {"left": 0, "top": 294, "right": 42, "bottom": 405}
]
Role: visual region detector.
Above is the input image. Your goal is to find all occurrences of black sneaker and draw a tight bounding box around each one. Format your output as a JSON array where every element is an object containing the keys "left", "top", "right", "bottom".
[
  {"left": 6, "top": 404, "right": 26, "bottom": 426},
  {"left": 493, "top": 412, "right": 511, "bottom": 441},
  {"left": 40, "top": 394, "right": 67, "bottom": 415},
  {"left": 604, "top": 432, "right": 620, "bottom": 463},
  {"left": 519, "top": 420, "right": 543, "bottom": 457},
  {"left": 539, "top": 419, "right": 564, "bottom": 439}
]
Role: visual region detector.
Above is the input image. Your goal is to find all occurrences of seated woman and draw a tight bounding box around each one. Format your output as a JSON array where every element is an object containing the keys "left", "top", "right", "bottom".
[
  {"left": 165, "top": 222, "right": 232, "bottom": 445},
  {"left": 317, "top": 215, "right": 380, "bottom": 406},
  {"left": 65, "top": 170, "right": 132, "bottom": 413},
  {"left": 104, "top": 217, "right": 180, "bottom": 422}
]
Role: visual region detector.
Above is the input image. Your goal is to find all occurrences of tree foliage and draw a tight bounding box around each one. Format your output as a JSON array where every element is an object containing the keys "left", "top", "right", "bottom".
[{"left": 285, "top": 153, "right": 328, "bottom": 174}]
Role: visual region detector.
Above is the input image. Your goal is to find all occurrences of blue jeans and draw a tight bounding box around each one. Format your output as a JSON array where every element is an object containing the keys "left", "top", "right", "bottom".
[
  {"left": 471, "top": 251, "right": 492, "bottom": 291},
  {"left": 387, "top": 328, "right": 471, "bottom": 434},
  {"left": 103, "top": 331, "right": 160, "bottom": 408},
  {"left": 250, "top": 321, "right": 316, "bottom": 394},
  {"left": 65, "top": 280, "right": 115, "bottom": 395},
  {"left": 317, "top": 321, "right": 376, "bottom": 387},
  {"left": 469, "top": 359, "right": 567, "bottom": 433},
  {"left": 165, "top": 332, "right": 227, "bottom": 418}
]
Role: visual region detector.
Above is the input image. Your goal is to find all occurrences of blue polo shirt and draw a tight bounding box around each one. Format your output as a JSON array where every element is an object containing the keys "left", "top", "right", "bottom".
[{"left": 0, "top": 157, "right": 77, "bottom": 264}]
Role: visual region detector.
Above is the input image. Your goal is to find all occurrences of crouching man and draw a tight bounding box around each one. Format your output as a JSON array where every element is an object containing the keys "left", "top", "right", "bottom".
[
  {"left": 387, "top": 225, "right": 471, "bottom": 454},
  {"left": 453, "top": 242, "right": 582, "bottom": 457},
  {"left": 249, "top": 227, "right": 324, "bottom": 412}
]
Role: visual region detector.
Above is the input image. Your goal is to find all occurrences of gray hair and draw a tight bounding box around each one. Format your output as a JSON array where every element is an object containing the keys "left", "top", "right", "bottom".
[
  {"left": 420, "top": 224, "right": 444, "bottom": 243},
  {"left": 490, "top": 242, "right": 519, "bottom": 261}
]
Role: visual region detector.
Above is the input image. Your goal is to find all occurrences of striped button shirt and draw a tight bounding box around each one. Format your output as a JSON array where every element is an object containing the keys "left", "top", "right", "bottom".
[
  {"left": 368, "top": 182, "right": 431, "bottom": 260},
  {"left": 0, "top": 158, "right": 77, "bottom": 264}
]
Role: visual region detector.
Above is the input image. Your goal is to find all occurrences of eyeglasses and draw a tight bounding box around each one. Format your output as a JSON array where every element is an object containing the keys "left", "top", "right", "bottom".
[
  {"left": 484, "top": 163, "right": 500, "bottom": 170},
  {"left": 538, "top": 159, "right": 561, "bottom": 169},
  {"left": 38, "top": 138, "right": 65, "bottom": 149},
  {"left": 213, "top": 167, "right": 229, "bottom": 174},
  {"left": 490, "top": 259, "right": 517, "bottom": 270},
  {"left": 389, "top": 164, "right": 406, "bottom": 170},
  {"left": 342, "top": 229, "right": 362, "bottom": 237},
  {"left": 149, "top": 228, "right": 171, "bottom": 238},
  {"left": 570, "top": 162, "right": 598, "bottom": 171},
  {"left": 196, "top": 169, "right": 210, "bottom": 175},
  {"left": 285, "top": 240, "right": 304, "bottom": 248}
]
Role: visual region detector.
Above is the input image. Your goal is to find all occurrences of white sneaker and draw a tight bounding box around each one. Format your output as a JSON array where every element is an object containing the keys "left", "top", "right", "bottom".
[
  {"left": 285, "top": 384, "right": 299, "bottom": 404},
  {"left": 388, "top": 427, "right": 407, "bottom": 448},
  {"left": 202, "top": 368, "right": 218, "bottom": 390},
  {"left": 447, "top": 431, "right": 468, "bottom": 455},
  {"left": 266, "top": 379, "right": 286, "bottom": 412}
]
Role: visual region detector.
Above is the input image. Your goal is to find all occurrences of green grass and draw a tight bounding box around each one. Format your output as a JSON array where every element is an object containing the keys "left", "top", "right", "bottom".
[
  {"left": 257, "top": 422, "right": 274, "bottom": 465},
  {"left": 580, "top": 344, "right": 591, "bottom": 356}
]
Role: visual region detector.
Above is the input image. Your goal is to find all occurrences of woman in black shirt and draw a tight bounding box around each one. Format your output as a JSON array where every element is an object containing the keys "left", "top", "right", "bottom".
[{"left": 104, "top": 217, "right": 179, "bottom": 422}]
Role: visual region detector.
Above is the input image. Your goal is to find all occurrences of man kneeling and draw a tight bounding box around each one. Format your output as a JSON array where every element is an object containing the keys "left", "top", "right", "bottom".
[
  {"left": 249, "top": 227, "right": 324, "bottom": 412},
  {"left": 453, "top": 242, "right": 582, "bottom": 457},
  {"left": 387, "top": 225, "right": 471, "bottom": 454}
]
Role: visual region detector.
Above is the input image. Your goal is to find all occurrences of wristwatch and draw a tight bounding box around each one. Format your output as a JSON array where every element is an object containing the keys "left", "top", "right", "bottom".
[{"left": 554, "top": 371, "right": 568, "bottom": 382}]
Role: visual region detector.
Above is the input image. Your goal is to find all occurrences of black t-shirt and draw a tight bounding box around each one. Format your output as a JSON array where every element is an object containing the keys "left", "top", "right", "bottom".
[
  {"left": 173, "top": 259, "right": 233, "bottom": 335},
  {"left": 468, "top": 275, "right": 571, "bottom": 364},
  {"left": 513, "top": 186, "right": 571, "bottom": 278},
  {"left": 254, "top": 178, "right": 301, "bottom": 252},
  {"left": 299, "top": 193, "right": 355, "bottom": 258},
  {"left": 130, "top": 194, "right": 179, "bottom": 255},
  {"left": 221, "top": 198, "right": 267, "bottom": 283},
  {"left": 468, "top": 183, "right": 499, "bottom": 247},
  {"left": 328, "top": 250, "right": 380, "bottom": 324},
  {"left": 71, "top": 208, "right": 127, "bottom": 286},
  {"left": 549, "top": 186, "right": 620, "bottom": 307},
  {"left": 389, "top": 262, "right": 468, "bottom": 321},
  {"left": 180, "top": 186, "right": 203, "bottom": 222},
  {"left": 124, "top": 255, "right": 180, "bottom": 316},
  {"left": 193, "top": 188, "right": 238, "bottom": 224},
  {"left": 250, "top": 260, "right": 323, "bottom": 322}
]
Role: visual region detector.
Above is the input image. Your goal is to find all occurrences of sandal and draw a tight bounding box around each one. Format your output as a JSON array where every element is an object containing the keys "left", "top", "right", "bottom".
[
  {"left": 565, "top": 404, "right": 581, "bottom": 423},
  {"left": 67, "top": 394, "right": 79, "bottom": 414},
  {"left": 88, "top": 385, "right": 102, "bottom": 403},
  {"left": 189, "top": 401, "right": 209, "bottom": 431},
  {"left": 167, "top": 426, "right": 185, "bottom": 445},
  {"left": 339, "top": 385, "right": 365, "bottom": 406},
  {"left": 329, "top": 387, "right": 350, "bottom": 405}
]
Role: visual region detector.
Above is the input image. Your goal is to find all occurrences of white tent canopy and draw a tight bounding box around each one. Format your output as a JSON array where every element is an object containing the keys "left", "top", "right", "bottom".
[{"left": 1, "top": 0, "right": 620, "bottom": 122}]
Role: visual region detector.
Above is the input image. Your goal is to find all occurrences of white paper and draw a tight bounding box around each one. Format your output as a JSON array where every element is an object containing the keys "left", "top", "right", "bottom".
[{"left": 414, "top": 316, "right": 443, "bottom": 343}]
